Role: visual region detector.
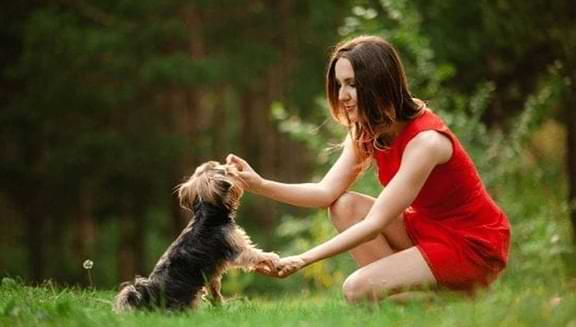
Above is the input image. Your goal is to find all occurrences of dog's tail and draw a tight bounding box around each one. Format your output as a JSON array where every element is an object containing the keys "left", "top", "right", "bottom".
[
  {"left": 113, "top": 278, "right": 151, "bottom": 313},
  {"left": 113, "top": 284, "right": 141, "bottom": 312}
]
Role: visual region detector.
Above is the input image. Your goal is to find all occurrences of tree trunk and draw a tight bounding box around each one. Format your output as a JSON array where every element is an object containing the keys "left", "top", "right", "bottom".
[
  {"left": 25, "top": 202, "right": 45, "bottom": 283},
  {"left": 117, "top": 200, "right": 145, "bottom": 282},
  {"left": 562, "top": 1, "right": 576, "bottom": 252},
  {"left": 566, "top": 80, "right": 576, "bottom": 249},
  {"left": 117, "top": 214, "right": 136, "bottom": 282},
  {"left": 211, "top": 86, "right": 228, "bottom": 160},
  {"left": 239, "top": 90, "right": 258, "bottom": 162},
  {"left": 165, "top": 4, "right": 208, "bottom": 235}
]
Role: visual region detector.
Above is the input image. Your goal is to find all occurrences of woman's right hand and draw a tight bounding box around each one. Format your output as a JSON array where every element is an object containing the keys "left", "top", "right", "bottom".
[{"left": 225, "top": 154, "right": 264, "bottom": 192}]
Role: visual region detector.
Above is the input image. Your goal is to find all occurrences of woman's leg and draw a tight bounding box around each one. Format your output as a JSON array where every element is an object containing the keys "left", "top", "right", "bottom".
[
  {"left": 328, "top": 192, "right": 413, "bottom": 267},
  {"left": 342, "top": 247, "right": 437, "bottom": 303},
  {"left": 329, "top": 191, "right": 436, "bottom": 303}
]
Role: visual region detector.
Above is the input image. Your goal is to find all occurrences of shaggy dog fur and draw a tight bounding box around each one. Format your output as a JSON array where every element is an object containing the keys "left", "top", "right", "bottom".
[{"left": 113, "top": 161, "right": 278, "bottom": 312}]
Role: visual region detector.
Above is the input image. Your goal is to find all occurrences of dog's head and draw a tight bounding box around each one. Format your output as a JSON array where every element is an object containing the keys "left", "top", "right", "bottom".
[
  {"left": 113, "top": 277, "right": 154, "bottom": 312},
  {"left": 177, "top": 161, "right": 244, "bottom": 211}
]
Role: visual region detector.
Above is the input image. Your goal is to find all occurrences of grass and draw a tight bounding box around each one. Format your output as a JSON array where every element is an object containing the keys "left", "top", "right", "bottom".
[{"left": 1, "top": 277, "right": 575, "bottom": 327}]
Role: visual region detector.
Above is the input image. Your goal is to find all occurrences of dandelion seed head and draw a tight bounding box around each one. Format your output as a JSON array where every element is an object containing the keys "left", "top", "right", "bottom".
[{"left": 83, "top": 259, "right": 94, "bottom": 270}]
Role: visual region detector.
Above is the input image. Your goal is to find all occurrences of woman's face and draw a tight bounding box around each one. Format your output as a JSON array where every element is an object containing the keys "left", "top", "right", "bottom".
[{"left": 334, "top": 58, "right": 358, "bottom": 123}]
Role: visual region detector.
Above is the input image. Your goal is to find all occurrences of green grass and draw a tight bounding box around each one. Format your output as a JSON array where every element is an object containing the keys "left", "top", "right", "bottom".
[{"left": 1, "top": 278, "right": 575, "bottom": 327}]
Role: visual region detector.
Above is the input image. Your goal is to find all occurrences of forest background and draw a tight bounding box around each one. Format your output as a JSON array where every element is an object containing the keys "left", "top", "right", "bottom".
[{"left": 0, "top": 0, "right": 575, "bottom": 297}]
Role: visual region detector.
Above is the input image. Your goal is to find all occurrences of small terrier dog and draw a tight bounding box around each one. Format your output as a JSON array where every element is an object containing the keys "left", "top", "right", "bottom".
[{"left": 114, "top": 161, "right": 279, "bottom": 312}]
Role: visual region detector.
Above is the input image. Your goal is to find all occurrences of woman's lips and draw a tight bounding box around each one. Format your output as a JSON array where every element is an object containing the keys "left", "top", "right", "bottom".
[{"left": 344, "top": 105, "right": 355, "bottom": 112}]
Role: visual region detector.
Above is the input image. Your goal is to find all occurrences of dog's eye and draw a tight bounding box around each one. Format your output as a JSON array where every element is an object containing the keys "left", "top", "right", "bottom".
[{"left": 216, "top": 179, "right": 232, "bottom": 191}]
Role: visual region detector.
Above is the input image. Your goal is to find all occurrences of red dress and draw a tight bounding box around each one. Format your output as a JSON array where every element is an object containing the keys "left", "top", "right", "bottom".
[{"left": 374, "top": 109, "right": 510, "bottom": 291}]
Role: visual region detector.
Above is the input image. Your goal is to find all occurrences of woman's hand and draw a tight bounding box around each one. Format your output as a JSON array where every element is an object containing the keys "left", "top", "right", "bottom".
[
  {"left": 254, "top": 264, "right": 280, "bottom": 277},
  {"left": 225, "top": 154, "right": 264, "bottom": 192},
  {"left": 276, "top": 255, "right": 307, "bottom": 278},
  {"left": 253, "top": 252, "right": 280, "bottom": 276}
]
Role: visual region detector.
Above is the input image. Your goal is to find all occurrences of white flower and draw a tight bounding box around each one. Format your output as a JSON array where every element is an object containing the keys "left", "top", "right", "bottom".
[{"left": 83, "top": 259, "right": 94, "bottom": 270}]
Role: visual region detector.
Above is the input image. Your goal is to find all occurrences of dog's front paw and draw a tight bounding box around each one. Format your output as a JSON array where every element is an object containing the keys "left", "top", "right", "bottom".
[
  {"left": 256, "top": 252, "right": 280, "bottom": 271},
  {"left": 199, "top": 287, "right": 209, "bottom": 302}
]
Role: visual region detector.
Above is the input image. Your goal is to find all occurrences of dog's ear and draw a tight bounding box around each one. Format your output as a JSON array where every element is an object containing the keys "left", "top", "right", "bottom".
[
  {"left": 176, "top": 176, "right": 205, "bottom": 210},
  {"left": 216, "top": 175, "right": 244, "bottom": 208},
  {"left": 214, "top": 177, "right": 233, "bottom": 192}
]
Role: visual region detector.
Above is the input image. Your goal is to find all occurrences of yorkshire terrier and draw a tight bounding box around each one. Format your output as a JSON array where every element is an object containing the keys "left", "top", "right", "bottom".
[{"left": 114, "top": 161, "right": 279, "bottom": 312}]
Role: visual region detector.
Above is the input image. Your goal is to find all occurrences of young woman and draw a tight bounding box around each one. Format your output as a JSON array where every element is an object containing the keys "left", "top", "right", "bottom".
[{"left": 226, "top": 35, "right": 510, "bottom": 303}]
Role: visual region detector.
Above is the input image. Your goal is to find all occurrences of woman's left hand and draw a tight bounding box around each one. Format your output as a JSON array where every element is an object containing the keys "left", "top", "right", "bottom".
[{"left": 276, "top": 255, "right": 307, "bottom": 278}]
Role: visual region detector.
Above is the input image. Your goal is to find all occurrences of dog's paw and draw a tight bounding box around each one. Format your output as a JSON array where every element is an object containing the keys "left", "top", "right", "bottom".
[
  {"left": 257, "top": 252, "right": 280, "bottom": 269},
  {"left": 199, "top": 287, "right": 209, "bottom": 302}
]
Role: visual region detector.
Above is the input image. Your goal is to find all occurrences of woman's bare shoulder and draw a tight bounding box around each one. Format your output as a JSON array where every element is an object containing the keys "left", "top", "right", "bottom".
[{"left": 406, "top": 130, "right": 453, "bottom": 164}]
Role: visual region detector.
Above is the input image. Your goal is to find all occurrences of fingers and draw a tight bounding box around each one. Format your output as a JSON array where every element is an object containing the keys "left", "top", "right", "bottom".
[
  {"left": 276, "top": 263, "right": 292, "bottom": 278},
  {"left": 255, "top": 265, "right": 272, "bottom": 275},
  {"left": 277, "top": 266, "right": 294, "bottom": 278},
  {"left": 260, "top": 259, "right": 275, "bottom": 271},
  {"left": 255, "top": 265, "right": 271, "bottom": 273},
  {"left": 234, "top": 172, "right": 250, "bottom": 189},
  {"left": 255, "top": 264, "right": 281, "bottom": 278},
  {"left": 225, "top": 153, "right": 247, "bottom": 170},
  {"left": 225, "top": 154, "right": 237, "bottom": 165},
  {"left": 236, "top": 171, "right": 251, "bottom": 180},
  {"left": 254, "top": 259, "right": 299, "bottom": 278},
  {"left": 275, "top": 256, "right": 305, "bottom": 278},
  {"left": 252, "top": 252, "right": 281, "bottom": 278}
]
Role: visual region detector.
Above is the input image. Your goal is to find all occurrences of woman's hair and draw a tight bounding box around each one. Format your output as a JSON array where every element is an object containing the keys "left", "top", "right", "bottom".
[{"left": 326, "top": 35, "right": 423, "bottom": 161}]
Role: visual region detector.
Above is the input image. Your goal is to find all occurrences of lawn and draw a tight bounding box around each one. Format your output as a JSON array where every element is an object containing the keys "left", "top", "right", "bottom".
[{"left": 1, "top": 277, "right": 575, "bottom": 327}]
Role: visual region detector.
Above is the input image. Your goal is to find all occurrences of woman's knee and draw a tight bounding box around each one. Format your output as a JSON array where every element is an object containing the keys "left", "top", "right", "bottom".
[
  {"left": 342, "top": 272, "right": 384, "bottom": 304},
  {"left": 342, "top": 274, "right": 363, "bottom": 303},
  {"left": 328, "top": 192, "right": 367, "bottom": 232}
]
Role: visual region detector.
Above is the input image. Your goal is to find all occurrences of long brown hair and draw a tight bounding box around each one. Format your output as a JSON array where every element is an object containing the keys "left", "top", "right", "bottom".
[{"left": 326, "top": 35, "right": 423, "bottom": 161}]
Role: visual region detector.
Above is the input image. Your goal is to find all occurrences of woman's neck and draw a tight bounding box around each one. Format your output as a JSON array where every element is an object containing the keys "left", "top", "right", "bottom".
[{"left": 388, "top": 121, "right": 408, "bottom": 140}]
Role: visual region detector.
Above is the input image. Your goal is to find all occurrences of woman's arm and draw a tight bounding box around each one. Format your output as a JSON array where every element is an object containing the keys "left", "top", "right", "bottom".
[
  {"left": 226, "top": 135, "right": 363, "bottom": 208},
  {"left": 277, "top": 130, "right": 453, "bottom": 276}
]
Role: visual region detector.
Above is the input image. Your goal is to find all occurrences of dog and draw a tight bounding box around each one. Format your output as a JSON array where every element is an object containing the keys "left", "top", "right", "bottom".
[{"left": 113, "top": 161, "right": 279, "bottom": 312}]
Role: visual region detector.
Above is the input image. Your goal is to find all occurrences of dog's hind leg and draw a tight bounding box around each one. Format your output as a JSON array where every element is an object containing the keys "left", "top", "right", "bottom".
[
  {"left": 208, "top": 275, "right": 224, "bottom": 305},
  {"left": 190, "top": 293, "right": 203, "bottom": 310}
]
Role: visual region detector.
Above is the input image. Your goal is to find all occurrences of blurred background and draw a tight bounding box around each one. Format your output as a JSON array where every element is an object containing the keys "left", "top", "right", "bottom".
[{"left": 1, "top": 0, "right": 574, "bottom": 295}]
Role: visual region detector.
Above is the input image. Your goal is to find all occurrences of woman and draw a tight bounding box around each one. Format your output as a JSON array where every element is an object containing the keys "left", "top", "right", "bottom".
[{"left": 226, "top": 35, "right": 510, "bottom": 303}]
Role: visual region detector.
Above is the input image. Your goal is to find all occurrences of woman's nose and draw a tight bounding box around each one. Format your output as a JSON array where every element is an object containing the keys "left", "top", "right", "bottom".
[{"left": 338, "top": 86, "right": 349, "bottom": 101}]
